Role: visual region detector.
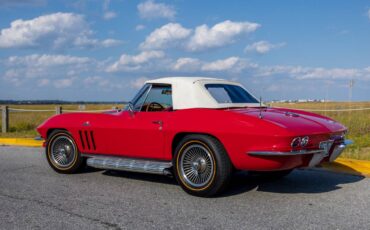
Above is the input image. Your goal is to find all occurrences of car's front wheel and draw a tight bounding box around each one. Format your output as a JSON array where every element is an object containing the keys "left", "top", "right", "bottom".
[
  {"left": 174, "top": 134, "right": 232, "bottom": 197},
  {"left": 46, "top": 130, "right": 84, "bottom": 174}
]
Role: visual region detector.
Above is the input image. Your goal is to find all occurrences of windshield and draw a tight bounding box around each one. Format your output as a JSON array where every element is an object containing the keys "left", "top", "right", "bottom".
[
  {"left": 124, "top": 84, "right": 150, "bottom": 111},
  {"left": 205, "top": 84, "right": 259, "bottom": 104},
  {"left": 125, "top": 83, "right": 173, "bottom": 112}
]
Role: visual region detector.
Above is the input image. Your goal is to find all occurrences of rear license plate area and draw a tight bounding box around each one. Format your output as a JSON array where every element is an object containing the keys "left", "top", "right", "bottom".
[{"left": 319, "top": 140, "right": 334, "bottom": 157}]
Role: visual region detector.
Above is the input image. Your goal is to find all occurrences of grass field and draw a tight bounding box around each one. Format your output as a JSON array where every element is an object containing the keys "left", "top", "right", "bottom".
[{"left": 1, "top": 102, "right": 369, "bottom": 160}]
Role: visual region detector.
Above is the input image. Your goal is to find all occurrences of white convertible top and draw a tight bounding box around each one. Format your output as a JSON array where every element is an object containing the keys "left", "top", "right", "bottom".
[{"left": 145, "top": 77, "right": 260, "bottom": 110}]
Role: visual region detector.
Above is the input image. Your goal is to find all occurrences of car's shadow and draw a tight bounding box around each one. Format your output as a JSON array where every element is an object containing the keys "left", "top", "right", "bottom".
[
  {"left": 222, "top": 169, "right": 364, "bottom": 197},
  {"left": 102, "top": 170, "right": 178, "bottom": 185},
  {"left": 75, "top": 165, "right": 105, "bottom": 174},
  {"left": 98, "top": 168, "right": 364, "bottom": 197}
]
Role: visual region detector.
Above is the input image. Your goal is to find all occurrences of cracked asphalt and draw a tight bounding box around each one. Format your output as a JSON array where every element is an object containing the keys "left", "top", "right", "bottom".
[{"left": 0, "top": 146, "right": 369, "bottom": 230}]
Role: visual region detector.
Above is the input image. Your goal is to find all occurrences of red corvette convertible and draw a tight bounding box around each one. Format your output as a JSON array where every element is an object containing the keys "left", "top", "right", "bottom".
[{"left": 37, "top": 77, "right": 351, "bottom": 196}]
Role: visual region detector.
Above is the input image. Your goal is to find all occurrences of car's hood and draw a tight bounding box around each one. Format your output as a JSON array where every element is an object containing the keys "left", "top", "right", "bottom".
[{"left": 230, "top": 107, "right": 346, "bottom": 135}]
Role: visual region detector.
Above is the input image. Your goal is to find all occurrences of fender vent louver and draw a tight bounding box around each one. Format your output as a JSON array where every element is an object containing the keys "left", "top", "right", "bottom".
[
  {"left": 79, "top": 131, "right": 85, "bottom": 149},
  {"left": 84, "top": 130, "right": 90, "bottom": 150},
  {"left": 79, "top": 130, "right": 96, "bottom": 151},
  {"left": 90, "top": 131, "right": 96, "bottom": 150}
]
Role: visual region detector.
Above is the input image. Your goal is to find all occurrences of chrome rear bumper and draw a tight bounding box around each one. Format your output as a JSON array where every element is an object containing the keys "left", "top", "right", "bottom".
[
  {"left": 248, "top": 139, "right": 353, "bottom": 159},
  {"left": 329, "top": 140, "right": 353, "bottom": 162}
]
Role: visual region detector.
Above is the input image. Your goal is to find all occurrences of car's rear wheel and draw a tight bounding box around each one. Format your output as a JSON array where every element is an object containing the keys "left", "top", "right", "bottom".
[
  {"left": 174, "top": 134, "right": 232, "bottom": 197},
  {"left": 46, "top": 130, "right": 84, "bottom": 174}
]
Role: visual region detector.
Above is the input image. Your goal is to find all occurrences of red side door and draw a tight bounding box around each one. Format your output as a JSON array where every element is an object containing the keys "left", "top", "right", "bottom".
[
  {"left": 96, "top": 83, "right": 173, "bottom": 160},
  {"left": 106, "top": 111, "right": 170, "bottom": 160}
]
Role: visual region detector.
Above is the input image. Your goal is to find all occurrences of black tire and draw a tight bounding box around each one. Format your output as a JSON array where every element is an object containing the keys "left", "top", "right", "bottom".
[
  {"left": 46, "top": 130, "right": 84, "bottom": 174},
  {"left": 250, "top": 169, "right": 293, "bottom": 180},
  {"left": 173, "top": 134, "right": 232, "bottom": 197}
]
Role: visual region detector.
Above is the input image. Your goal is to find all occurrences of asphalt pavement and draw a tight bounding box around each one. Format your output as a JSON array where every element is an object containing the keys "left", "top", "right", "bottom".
[{"left": 0, "top": 146, "right": 369, "bottom": 230}]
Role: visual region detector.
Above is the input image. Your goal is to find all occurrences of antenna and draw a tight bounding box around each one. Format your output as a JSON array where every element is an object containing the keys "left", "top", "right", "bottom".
[{"left": 259, "top": 96, "right": 263, "bottom": 119}]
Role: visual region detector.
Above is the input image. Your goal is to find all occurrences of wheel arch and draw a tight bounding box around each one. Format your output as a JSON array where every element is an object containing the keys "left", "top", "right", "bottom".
[
  {"left": 46, "top": 128, "right": 68, "bottom": 139},
  {"left": 171, "top": 132, "right": 224, "bottom": 156}
]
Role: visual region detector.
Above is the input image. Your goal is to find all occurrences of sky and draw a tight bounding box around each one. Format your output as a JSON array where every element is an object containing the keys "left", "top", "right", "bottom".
[{"left": 0, "top": 0, "right": 369, "bottom": 102}]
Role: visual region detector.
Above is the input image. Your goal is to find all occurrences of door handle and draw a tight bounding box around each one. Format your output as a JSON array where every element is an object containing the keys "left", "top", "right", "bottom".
[{"left": 152, "top": 120, "right": 163, "bottom": 130}]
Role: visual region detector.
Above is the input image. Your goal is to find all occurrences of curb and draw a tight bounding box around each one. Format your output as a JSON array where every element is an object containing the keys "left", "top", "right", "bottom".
[
  {"left": 0, "top": 138, "right": 369, "bottom": 177},
  {"left": 0, "top": 138, "right": 43, "bottom": 147},
  {"left": 321, "top": 158, "right": 370, "bottom": 177}
]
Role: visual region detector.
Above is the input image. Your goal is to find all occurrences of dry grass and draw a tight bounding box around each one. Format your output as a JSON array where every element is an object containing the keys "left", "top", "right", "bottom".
[{"left": 1, "top": 102, "right": 369, "bottom": 160}]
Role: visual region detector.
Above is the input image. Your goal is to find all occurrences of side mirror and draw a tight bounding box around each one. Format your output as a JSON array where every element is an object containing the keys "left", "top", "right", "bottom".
[{"left": 127, "top": 102, "right": 135, "bottom": 117}]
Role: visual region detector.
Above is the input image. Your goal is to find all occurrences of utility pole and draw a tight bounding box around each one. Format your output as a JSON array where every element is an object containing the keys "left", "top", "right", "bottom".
[
  {"left": 348, "top": 79, "right": 355, "bottom": 128},
  {"left": 349, "top": 79, "right": 355, "bottom": 103}
]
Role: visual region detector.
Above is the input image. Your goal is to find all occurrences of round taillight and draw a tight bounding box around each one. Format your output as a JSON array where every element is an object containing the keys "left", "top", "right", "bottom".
[
  {"left": 291, "top": 137, "right": 301, "bottom": 148},
  {"left": 300, "top": 136, "right": 309, "bottom": 147}
]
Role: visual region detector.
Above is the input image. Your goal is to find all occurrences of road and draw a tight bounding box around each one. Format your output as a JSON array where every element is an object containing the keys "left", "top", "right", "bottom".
[{"left": 0, "top": 146, "right": 369, "bottom": 230}]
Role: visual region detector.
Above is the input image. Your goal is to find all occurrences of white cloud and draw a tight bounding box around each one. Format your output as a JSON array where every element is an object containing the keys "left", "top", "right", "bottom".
[
  {"left": 245, "top": 41, "right": 285, "bottom": 54},
  {"left": 0, "top": 12, "right": 122, "bottom": 49},
  {"left": 172, "top": 58, "right": 201, "bottom": 71},
  {"left": 38, "top": 78, "right": 50, "bottom": 87},
  {"left": 138, "top": 0, "right": 176, "bottom": 20},
  {"left": 130, "top": 77, "right": 150, "bottom": 89},
  {"left": 83, "top": 76, "right": 124, "bottom": 90},
  {"left": 0, "top": 13, "right": 86, "bottom": 48},
  {"left": 171, "top": 56, "right": 256, "bottom": 73},
  {"left": 104, "top": 11, "right": 117, "bottom": 20},
  {"left": 136, "top": 24, "right": 146, "bottom": 31},
  {"left": 107, "top": 50, "right": 165, "bottom": 72},
  {"left": 3, "top": 69, "right": 22, "bottom": 86},
  {"left": 257, "top": 65, "right": 369, "bottom": 81},
  {"left": 201, "top": 57, "right": 238, "bottom": 71},
  {"left": 140, "top": 23, "right": 191, "bottom": 50},
  {"left": 103, "top": 0, "right": 117, "bottom": 20},
  {"left": 101, "top": 39, "right": 123, "bottom": 47},
  {"left": 54, "top": 78, "right": 74, "bottom": 88},
  {"left": 296, "top": 68, "right": 360, "bottom": 80},
  {"left": 186, "top": 20, "right": 260, "bottom": 52},
  {"left": 116, "top": 51, "right": 164, "bottom": 65},
  {"left": 74, "top": 37, "right": 123, "bottom": 48},
  {"left": 2, "top": 54, "right": 94, "bottom": 87},
  {"left": 6, "top": 54, "right": 91, "bottom": 67},
  {"left": 140, "top": 20, "right": 260, "bottom": 52},
  {"left": 201, "top": 57, "right": 249, "bottom": 72}
]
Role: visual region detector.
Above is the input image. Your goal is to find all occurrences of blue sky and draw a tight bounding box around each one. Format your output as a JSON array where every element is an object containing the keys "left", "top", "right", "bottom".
[{"left": 0, "top": 0, "right": 369, "bottom": 102}]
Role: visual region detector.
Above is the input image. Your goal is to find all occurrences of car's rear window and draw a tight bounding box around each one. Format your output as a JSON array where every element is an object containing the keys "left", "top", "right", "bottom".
[{"left": 205, "top": 84, "right": 258, "bottom": 104}]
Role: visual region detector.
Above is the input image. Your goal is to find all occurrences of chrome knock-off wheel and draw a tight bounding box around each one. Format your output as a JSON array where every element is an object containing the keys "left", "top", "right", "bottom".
[
  {"left": 174, "top": 135, "right": 233, "bottom": 197},
  {"left": 50, "top": 136, "right": 76, "bottom": 168},
  {"left": 46, "top": 130, "right": 84, "bottom": 174},
  {"left": 179, "top": 144, "right": 214, "bottom": 188}
]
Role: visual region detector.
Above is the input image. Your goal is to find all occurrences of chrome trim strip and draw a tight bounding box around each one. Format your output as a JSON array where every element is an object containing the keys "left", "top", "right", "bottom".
[{"left": 248, "top": 149, "right": 325, "bottom": 156}]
